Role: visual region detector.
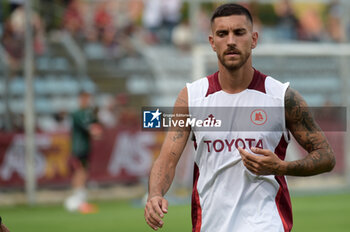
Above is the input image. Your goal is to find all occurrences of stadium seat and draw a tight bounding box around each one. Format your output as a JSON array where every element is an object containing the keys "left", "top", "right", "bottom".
[
  {"left": 35, "top": 97, "right": 53, "bottom": 114},
  {"left": 9, "top": 77, "right": 25, "bottom": 96},
  {"left": 126, "top": 75, "right": 153, "bottom": 94},
  {"left": 34, "top": 77, "right": 47, "bottom": 95},
  {"left": 60, "top": 75, "right": 79, "bottom": 95},
  {"left": 36, "top": 56, "right": 50, "bottom": 71},
  {"left": 80, "top": 78, "right": 96, "bottom": 93},
  {"left": 9, "top": 98, "right": 24, "bottom": 113},
  {"left": 45, "top": 74, "right": 62, "bottom": 95},
  {"left": 84, "top": 43, "right": 106, "bottom": 60},
  {"left": 51, "top": 57, "right": 70, "bottom": 71}
]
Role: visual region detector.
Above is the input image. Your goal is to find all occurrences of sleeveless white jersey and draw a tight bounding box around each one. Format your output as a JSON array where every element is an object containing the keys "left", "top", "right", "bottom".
[{"left": 186, "top": 69, "right": 293, "bottom": 232}]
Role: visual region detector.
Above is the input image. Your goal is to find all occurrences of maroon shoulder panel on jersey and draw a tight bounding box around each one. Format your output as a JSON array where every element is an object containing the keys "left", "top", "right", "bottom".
[
  {"left": 205, "top": 71, "right": 221, "bottom": 97},
  {"left": 247, "top": 69, "right": 267, "bottom": 93}
]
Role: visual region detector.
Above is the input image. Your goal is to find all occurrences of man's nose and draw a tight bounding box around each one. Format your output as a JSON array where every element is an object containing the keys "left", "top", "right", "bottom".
[{"left": 227, "top": 33, "right": 236, "bottom": 46}]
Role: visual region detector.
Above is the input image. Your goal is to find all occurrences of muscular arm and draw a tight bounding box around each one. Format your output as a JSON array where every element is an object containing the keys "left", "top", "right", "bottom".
[
  {"left": 145, "top": 87, "right": 190, "bottom": 230},
  {"left": 284, "top": 87, "right": 335, "bottom": 176},
  {"left": 239, "top": 87, "right": 335, "bottom": 177},
  {"left": 148, "top": 87, "right": 190, "bottom": 198}
]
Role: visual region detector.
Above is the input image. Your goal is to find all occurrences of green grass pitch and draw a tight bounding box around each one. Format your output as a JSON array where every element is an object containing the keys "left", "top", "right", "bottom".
[{"left": 1, "top": 193, "right": 350, "bottom": 232}]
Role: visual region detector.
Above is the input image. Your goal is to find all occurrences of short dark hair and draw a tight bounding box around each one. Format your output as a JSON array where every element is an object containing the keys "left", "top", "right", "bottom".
[{"left": 211, "top": 3, "right": 253, "bottom": 25}]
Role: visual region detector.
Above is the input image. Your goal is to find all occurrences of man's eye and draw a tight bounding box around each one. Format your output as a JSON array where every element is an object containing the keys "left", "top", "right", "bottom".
[
  {"left": 235, "top": 30, "right": 246, "bottom": 36},
  {"left": 217, "top": 32, "right": 226, "bottom": 37}
]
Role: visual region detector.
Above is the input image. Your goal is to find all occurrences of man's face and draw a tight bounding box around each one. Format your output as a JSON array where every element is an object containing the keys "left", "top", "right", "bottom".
[
  {"left": 209, "top": 15, "right": 258, "bottom": 71},
  {"left": 80, "top": 93, "right": 91, "bottom": 108}
]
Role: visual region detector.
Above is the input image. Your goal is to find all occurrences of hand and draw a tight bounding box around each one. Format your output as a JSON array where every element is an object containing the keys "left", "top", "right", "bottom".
[
  {"left": 144, "top": 196, "right": 168, "bottom": 230},
  {"left": 89, "top": 123, "right": 103, "bottom": 139},
  {"left": 238, "top": 147, "right": 286, "bottom": 176}
]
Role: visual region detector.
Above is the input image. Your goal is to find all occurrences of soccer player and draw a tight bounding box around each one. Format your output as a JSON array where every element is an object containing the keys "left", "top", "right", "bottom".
[
  {"left": 64, "top": 91, "right": 102, "bottom": 213},
  {"left": 144, "top": 3, "right": 335, "bottom": 232}
]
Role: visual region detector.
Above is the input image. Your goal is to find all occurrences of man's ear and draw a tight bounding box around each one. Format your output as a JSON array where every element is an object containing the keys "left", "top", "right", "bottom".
[
  {"left": 251, "top": 31, "right": 258, "bottom": 49},
  {"left": 209, "top": 35, "right": 216, "bottom": 52}
]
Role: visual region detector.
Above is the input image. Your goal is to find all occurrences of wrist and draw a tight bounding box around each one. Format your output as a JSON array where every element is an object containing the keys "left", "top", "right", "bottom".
[
  {"left": 147, "top": 193, "right": 163, "bottom": 201},
  {"left": 278, "top": 160, "right": 288, "bottom": 176}
]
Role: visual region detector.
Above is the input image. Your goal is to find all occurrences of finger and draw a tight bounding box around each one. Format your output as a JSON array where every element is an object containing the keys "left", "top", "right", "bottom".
[
  {"left": 148, "top": 213, "right": 163, "bottom": 228},
  {"left": 145, "top": 216, "right": 159, "bottom": 231},
  {"left": 152, "top": 200, "right": 165, "bottom": 218},
  {"left": 146, "top": 202, "right": 164, "bottom": 226},
  {"left": 243, "top": 157, "right": 258, "bottom": 170},
  {"left": 149, "top": 202, "right": 164, "bottom": 225},
  {"left": 238, "top": 147, "right": 249, "bottom": 160},
  {"left": 239, "top": 147, "right": 259, "bottom": 163},
  {"left": 242, "top": 159, "right": 260, "bottom": 174},
  {"left": 161, "top": 198, "right": 168, "bottom": 214},
  {"left": 145, "top": 208, "right": 163, "bottom": 229},
  {"left": 251, "top": 147, "right": 270, "bottom": 156},
  {"left": 238, "top": 147, "right": 255, "bottom": 158},
  {"left": 148, "top": 208, "right": 163, "bottom": 226},
  {"left": 237, "top": 146, "right": 245, "bottom": 155},
  {"left": 239, "top": 151, "right": 260, "bottom": 173}
]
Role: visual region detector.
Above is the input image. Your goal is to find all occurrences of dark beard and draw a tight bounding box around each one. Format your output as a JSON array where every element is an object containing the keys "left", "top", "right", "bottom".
[{"left": 218, "top": 52, "right": 250, "bottom": 71}]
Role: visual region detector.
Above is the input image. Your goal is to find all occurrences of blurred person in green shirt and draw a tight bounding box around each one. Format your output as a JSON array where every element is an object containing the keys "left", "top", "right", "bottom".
[{"left": 64, "top": 91, "right": 102, "bottom": 213}]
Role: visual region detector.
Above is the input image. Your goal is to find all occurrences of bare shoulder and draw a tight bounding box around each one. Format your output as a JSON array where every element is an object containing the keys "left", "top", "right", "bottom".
[
  {"left": 284, "top": 87, "right": 316, "bottom": 129},
  {"left": 173, "top": 87, "right": 189, "bottom": 122},
  {"left": 285, "top": 87, "right": 308, "bottom": 121},
  {"left": 174, "top": 87, "right": 188, "bottom": 108}
]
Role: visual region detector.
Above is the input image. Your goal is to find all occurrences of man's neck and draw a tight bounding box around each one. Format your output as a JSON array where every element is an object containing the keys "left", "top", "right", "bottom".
[{"left": 218, "top": 65, "right": 254, "bottom": 94}]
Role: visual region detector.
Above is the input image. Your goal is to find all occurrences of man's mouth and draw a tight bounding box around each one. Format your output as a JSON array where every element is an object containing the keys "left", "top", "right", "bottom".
[{"left": 225, "top": 50, "right": 240, "bottom": 56}]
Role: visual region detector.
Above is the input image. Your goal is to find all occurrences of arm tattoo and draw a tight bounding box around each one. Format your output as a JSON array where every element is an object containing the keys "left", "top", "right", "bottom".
[
  {"left": 171, "top": 128, "right": 184, "bottom": 142},
  {"left": 170, "top": 152, "right": 178, "bottom": 157},
  {"left": 285, "top": 87, "right": 335, "bottom": 176}
]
